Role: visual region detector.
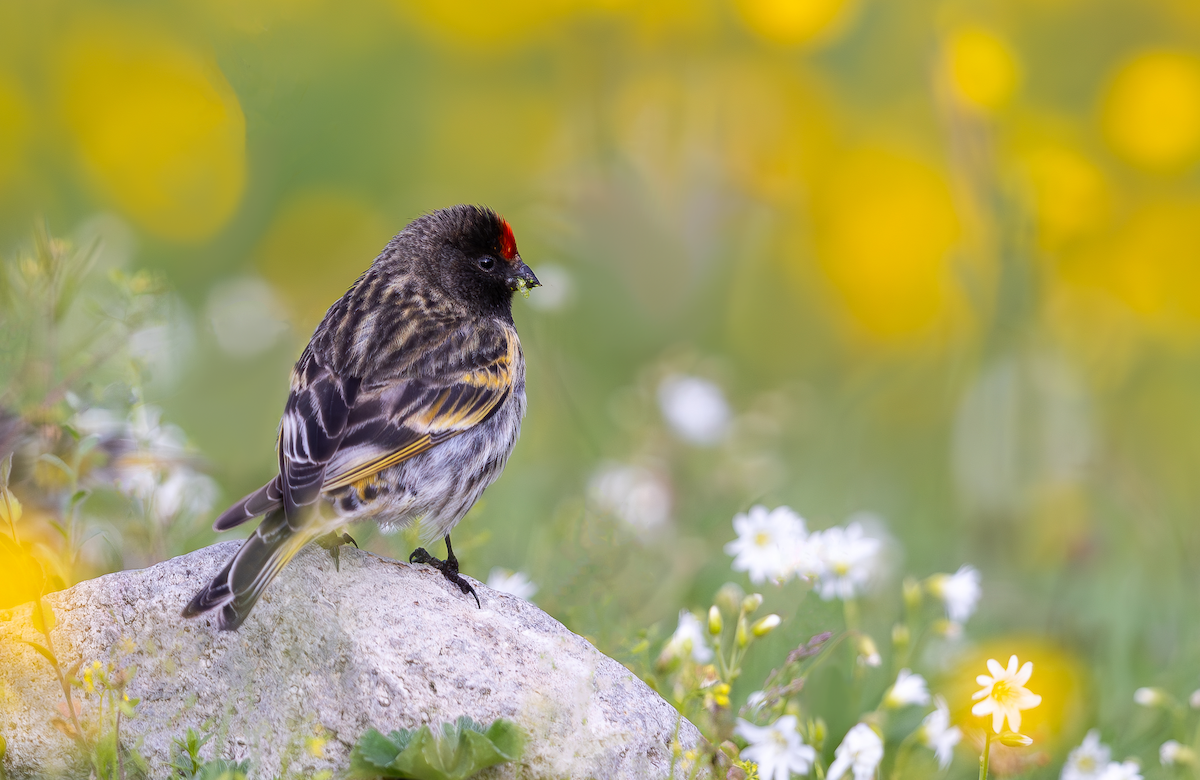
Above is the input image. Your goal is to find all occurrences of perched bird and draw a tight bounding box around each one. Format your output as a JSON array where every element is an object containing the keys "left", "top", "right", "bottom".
[{"left": 183, "top": 205, "right": 539, "bottom": 630}]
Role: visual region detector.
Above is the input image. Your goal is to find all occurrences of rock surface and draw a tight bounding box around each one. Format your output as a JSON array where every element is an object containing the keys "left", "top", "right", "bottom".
[{"left": 0, "top": 542, "right": 701, "bottom": 779}]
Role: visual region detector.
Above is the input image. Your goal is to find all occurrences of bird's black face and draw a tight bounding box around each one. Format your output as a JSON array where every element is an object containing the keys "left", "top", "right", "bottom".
[
  {"left": 395, "top": 205, "right": 540, "bottom": 318},
  {"left": 471, "top": 252, "right": 540, "bottom": 294}
]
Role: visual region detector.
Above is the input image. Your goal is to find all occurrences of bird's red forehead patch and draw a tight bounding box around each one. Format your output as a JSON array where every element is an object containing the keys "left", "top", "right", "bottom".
[{"left": 498, "top": 220, "right": 518, "bottom": 261}]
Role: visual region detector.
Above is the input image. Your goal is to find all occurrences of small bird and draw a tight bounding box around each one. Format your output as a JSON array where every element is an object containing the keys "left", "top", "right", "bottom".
[{"left": 183, "top": 205, "right": 539, "bottom": 630}]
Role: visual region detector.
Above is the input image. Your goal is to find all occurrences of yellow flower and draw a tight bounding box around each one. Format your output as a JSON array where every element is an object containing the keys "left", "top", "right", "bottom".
[
  {"left": 944, "top": 26, "right": 1021, "bottom": 113},
  {"left": 733, "top": 0, "right": 858, "bottom": 48},
  {"left": 1102, "top": 50, "right": 1200, "bottom": 171},
  {"left": 56, "top": 17, "right": 247, "bottom": 241},
  {"left": 972, "top": 655, "right": 1042, "bottom": 733}
]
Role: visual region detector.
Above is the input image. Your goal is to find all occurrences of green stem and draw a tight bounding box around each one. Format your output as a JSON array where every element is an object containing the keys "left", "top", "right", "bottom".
[
  {"left": 844, "top": 598, "right": 860, "bottom": 632},
  {"left": 889, "top": 727, "right": 923, "bottom": 780},
  {"left": 979, "top": 732, "right": 994, "bottom": 780}
]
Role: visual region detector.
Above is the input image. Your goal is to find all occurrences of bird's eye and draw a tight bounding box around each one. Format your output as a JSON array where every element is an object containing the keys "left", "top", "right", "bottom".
[{"left": 478, "top": 256, "right": 496, "bottom": 270}]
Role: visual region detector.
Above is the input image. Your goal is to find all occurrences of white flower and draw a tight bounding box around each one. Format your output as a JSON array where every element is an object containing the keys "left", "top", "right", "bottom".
[
  {"left": 971, "top": 655, "right": 1042, "bottom": 734},
  {"left": 725, "top": 505, "right": 806, "bottom": 584},
  {"left": 920, "top": 696, "right": 962, "bottom": 769},
  {"left": 71, "top": 407, "right": 127, "bottom": 438},
  {"left": 745, "top": 690, "right": 767, "bottom": 712},
  {"left": 1062, "top": 730, "right": 1111, "bottom": 780},
  {"left": 1160, "top": 740, "right": 1197, "bottom": 767},
  {"left": 657, "top": 375, "right": 731, "bottom": 446},
  {"left": 1097, "top": 761, "right": 1142, "bottom": 780},
  {"left": 1134, "top": 687, "right": 1165, "bottom": 707},
  {"left": 810, "top": 520, "right": 883, "bottom": 601},
  {"left": 486, "top": 569, "right": 538, "bottom": 600},
  {"left": 885, "top": 668, "right": 931, "bottom": 708},
  {"left": 152, "top": 468, "right": 217, "bottom": 521},
  {"left": 588, "top": 463, "right": 671, "bottom": 533},
  {"left": 1190, "top": 689, "right": 1200, "bottom": 709},
  {"left": 827, "top": 723, "right": 884, "bottom": 780},
  {"left": 664, "top": 610, "right": 713, "bottom": 664},
  {"left": 928, "top": 564, "right": 981, "bottom": 624},
  {"left": 735, "top": 715, "right": 817, "bottom": 780}
]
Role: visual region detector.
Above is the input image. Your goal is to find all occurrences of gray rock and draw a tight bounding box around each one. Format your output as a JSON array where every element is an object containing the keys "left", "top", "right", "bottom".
[{"left": 0, "top": 542, "right": 703, "bottom": 779}]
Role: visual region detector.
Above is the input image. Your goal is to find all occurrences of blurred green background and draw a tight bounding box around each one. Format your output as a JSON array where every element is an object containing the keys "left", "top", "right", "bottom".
[{"left": 4, "top": 0, "right": 1200, "bottom": 774}]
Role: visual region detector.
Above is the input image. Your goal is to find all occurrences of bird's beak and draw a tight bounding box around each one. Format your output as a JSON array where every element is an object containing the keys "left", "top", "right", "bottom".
[{"left": 508, "top": 260, "right": 540, "bottom": 292}]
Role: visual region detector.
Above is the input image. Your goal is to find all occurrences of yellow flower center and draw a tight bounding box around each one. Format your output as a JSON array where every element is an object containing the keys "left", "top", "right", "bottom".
[
  {"left": 990, "top": 679, "right": 1017, "bottom": 704},
  {"left": 755, "top": 532, "right": 771, "bottom": 546}
]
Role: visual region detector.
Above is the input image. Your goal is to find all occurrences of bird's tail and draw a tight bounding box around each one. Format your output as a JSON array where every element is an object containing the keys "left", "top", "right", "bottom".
[{"left": 182, "top": 509, "right": 316, "bottom": 631}]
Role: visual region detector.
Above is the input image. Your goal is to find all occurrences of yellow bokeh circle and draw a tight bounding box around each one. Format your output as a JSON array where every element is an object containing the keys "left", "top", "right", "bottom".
[
  {"left": 1017, "top": 144, "right": 1112, "bottom": 248},
  {"left": 944, "top": 26, "right": 1021, "bottom": 113},
  {"left": 255, "top": 191, "right": 394, "bottom": 332},
  {"left": 1101, "top": 49, "right": 1200, "bottom": 172},
  {"left": 811, "top": 146, "right": 960, "bottom": 340},
  {"left": 1070, "top": 199, "right": 1200, "bottom": 327},
  {"left": 0, "top": 73, "right": 30, "bottom": 194},
  {"left": 56, "top": 20, "right": 246, "bottom": 241},
  {"left": 734, "top": 0, "right": 858, "bottom": 47},
  {"left": 393, "top": 0, "right": 580, "bottom": 46},
  {"left": 941, "top": 639, "right": 1088, "bottom": 762}
]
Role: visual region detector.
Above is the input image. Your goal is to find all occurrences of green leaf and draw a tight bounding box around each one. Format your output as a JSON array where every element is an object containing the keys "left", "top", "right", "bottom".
[
  {"left": 348, "top": 719, "right": 524, "bottom": 780},
  {"left": 36, "top": 453, "right": 74, "bottom": 481},
  {"left": 195, "top": 758, "right": 251, "bottom": 780},
  {"left": 350, "top": 727, "right": 406, "bottom": 770},
  {"left": 482, "top": 719, "right": 524, "bottom": 759},
  {"left": 19, "top": 639, "right": 58, "bottom": 668}
]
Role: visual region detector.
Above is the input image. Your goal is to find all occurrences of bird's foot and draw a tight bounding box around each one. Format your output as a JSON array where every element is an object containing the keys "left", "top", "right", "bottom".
[
  {"left": 409, "top": 544, "right": 481, "bottom": 608},
  {"left": 316, "top": 531, "right": 358, "bottom": 571}
]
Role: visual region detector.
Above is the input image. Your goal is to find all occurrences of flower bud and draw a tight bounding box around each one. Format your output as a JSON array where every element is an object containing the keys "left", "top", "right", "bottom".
[
  {"left": 998, "top": 732, "right": 1033, "bottom": 747},
  {"left": 904, "top": 576, "right": 922, "bottom": 610},
  {"left": 892, "top": 623, "right": 910, "bottom": 649},
  {"left": 751, "top": 614, "right": 781, "bottom": 637},
  {"left": 932, "top": 618, "right": 963, "bottom": 639},
  {"left": 856, "top": 635, "right": 881, "bottom": 667},
  {"left": 1135, "top": 687, "right": 1167, "bottom": 708},
  {"left": 1161, "top": 740, "right": 1197, "bottom": 767},
  {"left": 742, "top": 593, "right": 764, "bottom": 614},
  {"left": 708, "top": 605, "right": 723, "bottom": 637},
  {"left": 715, "top": 583, "right": 745, "bottom": 616},
  {"left": 808, "top": 717, "right": 827, "bottom": 751},
  {"left": 1190, "top": 689, "right": 1200, "bottom": 709},
  {"left": 736, "top": 615, "right": 749, "bottom": 648}
]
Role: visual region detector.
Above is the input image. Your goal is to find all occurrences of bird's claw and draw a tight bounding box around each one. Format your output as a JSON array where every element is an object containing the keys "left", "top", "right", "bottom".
[
  {"left": 408, "top": 545, "right": 481, "bottom": 608},
  {"left": 317, "top": 531, "right": 358, "bottom": 571}
]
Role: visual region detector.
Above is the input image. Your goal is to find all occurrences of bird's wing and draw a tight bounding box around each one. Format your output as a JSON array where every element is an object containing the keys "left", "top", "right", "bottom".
[
  {"left": 319, "top": 323, "right": 518, "bottom": 492},
  {"left": 228, "top": 321, "right": 518, "bottom": 530},
  {"left": 275, "top": 356, "right": 362, "bottom": 525}
]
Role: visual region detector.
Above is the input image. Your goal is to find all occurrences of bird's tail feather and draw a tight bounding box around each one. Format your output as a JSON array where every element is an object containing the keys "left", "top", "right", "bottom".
[
  {"left": 213, "top": 478, "right": 284, "bottom": 531},
  {"left": 183, "top": 509, "right": 316, "bottom": 631}
]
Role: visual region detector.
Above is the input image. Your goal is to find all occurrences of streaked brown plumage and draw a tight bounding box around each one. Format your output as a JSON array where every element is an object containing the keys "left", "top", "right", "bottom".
[{"left": 183, "top": 205, "right": 539, "bottom": 630}]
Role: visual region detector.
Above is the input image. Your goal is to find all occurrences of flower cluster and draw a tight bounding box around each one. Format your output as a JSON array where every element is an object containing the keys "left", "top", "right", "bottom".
[
  {"left": 1061, "top": 730, "right": 1144, "bottom": 780},
  {"left": 724, "top": 504, "right": 883, "bottom": 600},
  {"left": 1130, "top": 684, "right": 1200, "bottom": 773},
  {"left": 74, "top": 403, "right": 217, "bottom": 524}
]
